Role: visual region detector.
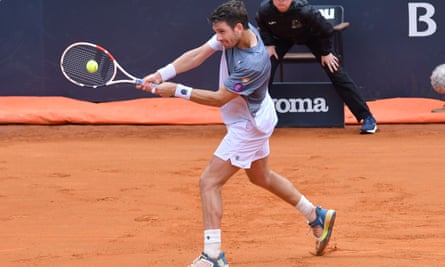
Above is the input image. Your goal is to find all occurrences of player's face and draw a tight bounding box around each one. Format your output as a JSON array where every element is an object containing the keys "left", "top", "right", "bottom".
[
  {"left": 212, "top": 21, "right": 243, "bottom": 49},
  {"left": 273, "top": 0, "right": 292, "bottom": 13}
]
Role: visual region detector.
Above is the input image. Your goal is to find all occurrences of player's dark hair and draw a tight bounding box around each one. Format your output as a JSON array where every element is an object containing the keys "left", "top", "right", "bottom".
[{"left": 209, "top": 0, "right": 249, "bottom": 29}]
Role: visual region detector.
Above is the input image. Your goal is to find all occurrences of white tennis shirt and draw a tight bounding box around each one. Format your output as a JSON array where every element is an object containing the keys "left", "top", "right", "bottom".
[{"left": 207, "top": 24, "right": 278, "bottom": 134}]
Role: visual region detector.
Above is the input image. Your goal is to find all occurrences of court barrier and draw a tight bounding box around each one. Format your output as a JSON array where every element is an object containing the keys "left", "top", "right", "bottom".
[{"left": 0, "top": 97, "right": 444, "bottom": 125}]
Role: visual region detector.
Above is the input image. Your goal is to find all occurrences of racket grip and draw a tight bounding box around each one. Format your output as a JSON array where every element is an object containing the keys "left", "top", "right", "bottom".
[
  {"left": 136, "top": 79, "right": 158, "bottom": 94},
  {"left": 136, "top": 79, "right": 157, "bottom": 87}
]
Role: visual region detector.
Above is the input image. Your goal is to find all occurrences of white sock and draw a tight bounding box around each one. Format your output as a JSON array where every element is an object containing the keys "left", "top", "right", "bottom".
[
  {"left": 203, "top": 229, "right": 221, "bottom": 259},
  {"left": 296, "top": 195, "right": 316, "bottom": 222}
]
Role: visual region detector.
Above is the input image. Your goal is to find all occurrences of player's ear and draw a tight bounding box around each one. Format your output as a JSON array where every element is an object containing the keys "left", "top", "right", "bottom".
[{"left": 233, "top": 22, "right": 244, "bottom": 34}]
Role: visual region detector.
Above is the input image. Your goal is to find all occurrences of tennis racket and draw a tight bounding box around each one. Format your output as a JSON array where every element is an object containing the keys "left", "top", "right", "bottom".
[{"left": 60, "top": 42, "right": 144, "bottom": 88}]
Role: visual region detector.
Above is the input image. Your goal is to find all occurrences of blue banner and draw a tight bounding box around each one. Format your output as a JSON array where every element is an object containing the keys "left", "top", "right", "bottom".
[{"left": 0, "top": 0, "right": 444, "bottom": 101}]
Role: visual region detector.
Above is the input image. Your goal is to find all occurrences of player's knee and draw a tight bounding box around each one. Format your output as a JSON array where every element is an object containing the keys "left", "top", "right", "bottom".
[{"left": 199, "top": 175, "right": 221, "bottom": 192}]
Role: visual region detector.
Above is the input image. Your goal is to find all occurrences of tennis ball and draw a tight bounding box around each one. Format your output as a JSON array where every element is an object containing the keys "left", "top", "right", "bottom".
[{"left": 86, "top": 60, "right": 98, "bottom": 73}]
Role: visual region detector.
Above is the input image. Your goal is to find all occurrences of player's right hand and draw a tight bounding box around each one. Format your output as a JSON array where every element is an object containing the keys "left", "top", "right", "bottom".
[
  {"left": 137, "top": 73, "right": 162, "bottom": 94},
  {"left": 151, "top": 82, "right": 176, "bottom": 98}
]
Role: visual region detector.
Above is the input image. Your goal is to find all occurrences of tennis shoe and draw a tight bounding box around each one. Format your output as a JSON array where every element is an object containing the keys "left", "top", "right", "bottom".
[
  {"left": 360, "top": 115, "right": 377, "bottom": 134},
  {"left": 188, "top": 252, "right": 228, "bottom": 267},
  {"left": 308, "top": 206, "right": 336, "bottom": 256}
]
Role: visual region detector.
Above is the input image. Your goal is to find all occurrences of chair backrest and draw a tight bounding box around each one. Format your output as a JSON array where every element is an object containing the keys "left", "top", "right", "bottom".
[{"left": 313, "top": 5, "right": 344, "bottom": 26}]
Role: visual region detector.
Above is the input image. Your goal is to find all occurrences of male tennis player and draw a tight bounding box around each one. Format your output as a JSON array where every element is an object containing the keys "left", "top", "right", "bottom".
[{"left": 139, "top": 1, "right": 336, "bottom": 266}]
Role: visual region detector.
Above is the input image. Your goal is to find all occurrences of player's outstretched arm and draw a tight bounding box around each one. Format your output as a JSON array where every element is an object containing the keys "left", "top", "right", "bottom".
[
  {"left": 171, "top": 43, "right": 215, "bottom": 75},
  {"left": 153, "top": 82, "right": 238, "bottom": 107},
  {"left": 138, "top": 43, "right": 215, "bottom": 93}
]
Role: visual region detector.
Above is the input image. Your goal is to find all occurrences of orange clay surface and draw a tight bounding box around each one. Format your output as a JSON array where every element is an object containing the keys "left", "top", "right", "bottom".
[{"left": 1, "top": 124, "right": 444, "bottom": 267}]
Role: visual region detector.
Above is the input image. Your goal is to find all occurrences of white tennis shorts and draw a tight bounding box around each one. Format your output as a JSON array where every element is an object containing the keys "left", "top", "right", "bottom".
[{"left": 214, "top": 120, "right": 273, "bottom": 169}]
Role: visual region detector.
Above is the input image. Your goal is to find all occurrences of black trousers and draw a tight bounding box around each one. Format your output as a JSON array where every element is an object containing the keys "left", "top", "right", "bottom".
[{"left": 269, "top": 38, "right": 372, "bottom": 122}]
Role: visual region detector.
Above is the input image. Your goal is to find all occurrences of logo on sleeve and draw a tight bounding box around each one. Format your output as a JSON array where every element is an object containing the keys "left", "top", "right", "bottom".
[{"left": 233, "top": 83, "right": 244, "bottom": 92}]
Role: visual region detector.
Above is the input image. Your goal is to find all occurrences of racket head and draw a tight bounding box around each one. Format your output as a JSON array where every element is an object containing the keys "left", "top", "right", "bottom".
[{"left": 60, "top": 42, "right": 117, "bottom": 88}]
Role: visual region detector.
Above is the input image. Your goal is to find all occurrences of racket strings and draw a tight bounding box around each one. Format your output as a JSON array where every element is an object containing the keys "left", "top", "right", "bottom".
[{"left": 61, "top": 45, "right": 115, "bottom": 87}]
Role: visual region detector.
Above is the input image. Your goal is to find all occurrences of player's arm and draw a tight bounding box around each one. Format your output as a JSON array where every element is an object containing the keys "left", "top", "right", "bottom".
[
  {"left": 153, "top": 82, "right": 239, "bottom": 107},
  {"left": 138, "top": 43, "right": 216, "bottom": 91},
  {"left": 170, "top": 43, "right": 216, "bottom": 75}
]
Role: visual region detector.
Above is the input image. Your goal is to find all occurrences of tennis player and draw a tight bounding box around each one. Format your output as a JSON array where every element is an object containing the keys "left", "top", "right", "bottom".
[{"left": 138, "top": 1, "right": 336, "bottom": 265}]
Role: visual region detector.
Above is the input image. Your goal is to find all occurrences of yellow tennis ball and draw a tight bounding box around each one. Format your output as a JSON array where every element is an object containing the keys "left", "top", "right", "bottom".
[{"left": 86, "top": 60, "right": 98, "bottom": 73}]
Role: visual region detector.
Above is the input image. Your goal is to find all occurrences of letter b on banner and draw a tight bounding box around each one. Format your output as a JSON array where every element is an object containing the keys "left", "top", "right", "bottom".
[{"left": 408, "top": 3, "right": 437, "bottom": 37}]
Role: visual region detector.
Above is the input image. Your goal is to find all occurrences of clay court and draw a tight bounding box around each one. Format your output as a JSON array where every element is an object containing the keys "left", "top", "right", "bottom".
[{"left": 1, "top": 121, "right": 444, "bottom": 267}]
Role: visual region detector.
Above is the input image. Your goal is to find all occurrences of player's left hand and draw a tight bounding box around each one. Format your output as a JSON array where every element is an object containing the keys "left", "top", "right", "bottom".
[
  {"left": 321, "top": 53, "right": 339, "bottom": 73},
  {"left": 151, "top": 82, "right": 176, "bottom": 98}
]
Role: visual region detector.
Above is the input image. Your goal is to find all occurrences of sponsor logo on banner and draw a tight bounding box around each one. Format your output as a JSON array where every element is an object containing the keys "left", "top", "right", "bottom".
[
  {"left": 273, "top": 97, "right": 329, "bottom": 113},
  {"left": 318, "top": 8, "right": 335, "bottom": 20},
  {"left": 408, "top": 2, "right": 437, "bottom": 37}
]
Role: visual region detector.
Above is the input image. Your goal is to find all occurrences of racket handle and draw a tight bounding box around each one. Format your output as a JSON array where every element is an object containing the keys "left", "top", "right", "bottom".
[
  {"left": 136, "top": 79, "right": 157, "bottom": 87},
  {"left": 136, "top": 79, "right": 158, "bottom": 94}
]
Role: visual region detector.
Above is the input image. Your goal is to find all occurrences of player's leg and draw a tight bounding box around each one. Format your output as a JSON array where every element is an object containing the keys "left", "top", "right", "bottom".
[
  {"left": 195, "top": 156, "right": 238, "bottom": 264},
  {"left": 245, "top": 156, "right": 302, "bottom": 205},
  {"left": 200, "top": 155, "right": 239, "bottom": 230},
  {"left": 245, "top": 156, "right": 336, "bottom": 255}
]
